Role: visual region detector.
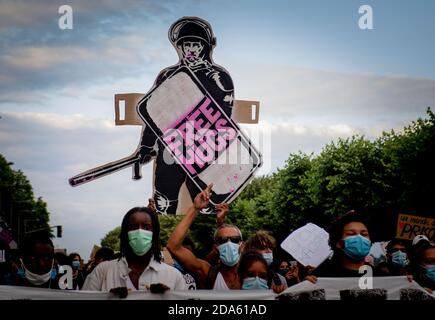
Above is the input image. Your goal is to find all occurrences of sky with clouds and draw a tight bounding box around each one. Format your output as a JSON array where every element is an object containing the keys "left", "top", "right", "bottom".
[{"left": 1, "top": 0, "right": 434, "bottom": 258}]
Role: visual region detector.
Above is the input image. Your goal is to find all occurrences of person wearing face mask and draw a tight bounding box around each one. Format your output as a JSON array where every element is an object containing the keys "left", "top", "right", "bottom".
[
  {"left": 243, "top": 230, "right": 287, "bottom": 292},
  {"left": 306, "top": 211, "right": 375, "bottom": 282},
  {"left": 167, "top": 184, "right": 243, "bottom": 289},
  {"left": 82, "top": 205, "right": 187, "bottom": 295},
  {"left": 377, "top": 239, "right": 410, "bottom": 276},
  {"left": 68, "top": 253, "right": 85, "bottom": 290},
  {"left": 239, "top": 251, "right": 273, "bottom": 291},
  {"left": 11, "top": 232, "right": 60, "bottom": 289},
  {"left": 412, "top": 241, "right": 435, "bottom": 294}
]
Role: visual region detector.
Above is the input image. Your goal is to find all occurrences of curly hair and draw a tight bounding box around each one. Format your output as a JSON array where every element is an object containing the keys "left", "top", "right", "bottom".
[{"left": 244, "top": 230, "right": 276, "bottom": 251}]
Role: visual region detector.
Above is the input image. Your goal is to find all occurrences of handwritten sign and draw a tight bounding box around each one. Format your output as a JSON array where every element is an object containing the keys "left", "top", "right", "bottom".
[
  {"left": 280, "top": 223, "right": 332, "bottom": 267},
  {"left": 396, "top": 213, "right": 435, "bottom": 242}
]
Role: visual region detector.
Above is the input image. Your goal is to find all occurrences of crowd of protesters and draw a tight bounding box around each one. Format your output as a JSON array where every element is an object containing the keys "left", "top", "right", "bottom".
[{"left": 0, "top": 184, "right": 433, "bottom": 297}]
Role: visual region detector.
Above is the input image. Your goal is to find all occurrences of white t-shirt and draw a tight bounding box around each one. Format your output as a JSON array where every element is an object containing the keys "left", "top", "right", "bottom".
[
  {"left": 82, "top": 257, "right": 188, "bottom": 291},
  {"left": 213, "top": 272, "right": 230, "bottom": 290}
]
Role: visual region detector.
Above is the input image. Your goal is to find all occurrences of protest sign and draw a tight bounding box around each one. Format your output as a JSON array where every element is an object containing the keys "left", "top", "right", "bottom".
[
  {"left": 396, "top": 213, "right": 435, "bottom": 242},
  {"left": 68, "top": 17, "right": 262, "bottom": 215},
  {"left": 0, "top": 277, "right": 432, "bottom": 300},
  {"left": 0, "top": 220, "right": 17, "bottom": 249},
  {"left": 278, "top": 276, "right": 434, "bottom": 300},
  {"left": 280, "top": 223, "right": 332, "bottom": 267}
]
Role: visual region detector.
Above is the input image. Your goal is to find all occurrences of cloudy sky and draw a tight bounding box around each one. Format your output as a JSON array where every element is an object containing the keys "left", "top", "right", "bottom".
[{"left": 1, "top": 0, "right": 434, "bottom": 258}]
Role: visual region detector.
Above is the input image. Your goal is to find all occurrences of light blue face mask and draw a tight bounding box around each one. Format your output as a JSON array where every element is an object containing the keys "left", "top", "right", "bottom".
[
  {"left": 71, "top": 260, "right": 81, "bottom": 270},
  {"left": 242, "top": 276, "right": 269, "bottom": 290},
  {"left": 262, "top": 252, "right": 273, "bottom": 266},
  {"left": 391, "top": 250, "right": 409, "bottom": 268},
  {"left": 218, "top": 241, "right": 240, "bottom": 267},
  {"left": 424, "top": 265, "right": 435, "bottom": 283},
  {"left": 342, "top": 234, "right": 371, "bottom": 261}
]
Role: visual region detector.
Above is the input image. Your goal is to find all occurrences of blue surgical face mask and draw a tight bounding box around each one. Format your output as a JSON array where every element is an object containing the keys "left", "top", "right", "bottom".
[
  {"left": 218, "top": 241, "right": 240, "bottom": 267},
  {"left": 424, "top": 265, "right": 435, "bottom": 283},
  {"left": 50, "top": 268, "right": 57, "bottom": 280},
  {"left": 71, "top": 260, "right": 81, "bottom": 270},
  {"left": 342, "top": 235, "right": 371, "bottom": 261},
  {"left": 242, "top": 276, "right": 269, "bottom": 290},
  {"left": 262, "top": 252, "right": 273, "bottom": 266},
  {"left": 16, "top": 268, "right": 25, "bottom": 279},
  {"left": 391, "top": 251, "right": 408, "bottom": 268}
]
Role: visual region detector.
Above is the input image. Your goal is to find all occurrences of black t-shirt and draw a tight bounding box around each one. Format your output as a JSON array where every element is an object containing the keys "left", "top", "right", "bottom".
[{"left": 313, "top": 257, "right": 381, "bottom": 278}]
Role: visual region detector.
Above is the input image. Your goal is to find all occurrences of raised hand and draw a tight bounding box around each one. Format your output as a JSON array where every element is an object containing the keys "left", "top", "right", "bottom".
[
  {"left": 147, "top": 198, "right": 156, "bottom": 212},
  {"left": 216, "top": 203, "right": 229, "bottom": 225},
  {"left": 193, "top": 183, "right": 213, "bottom": 210}
]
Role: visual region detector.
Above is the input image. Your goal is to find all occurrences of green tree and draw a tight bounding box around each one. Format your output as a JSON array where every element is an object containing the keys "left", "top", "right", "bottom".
[
  {"left": 0, "top": 154, "right": 52, "bottom": 244},
  {"left": 100, "top": 226, "right": 121, "bottom": 251},
  {"left": 98, "top": 108, "right": 435, "bottom": 254}
]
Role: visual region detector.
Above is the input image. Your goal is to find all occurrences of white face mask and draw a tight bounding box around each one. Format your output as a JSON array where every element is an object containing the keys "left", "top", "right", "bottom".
[{"left": 20, "top": 258, "right": 53, "bottom": 286}]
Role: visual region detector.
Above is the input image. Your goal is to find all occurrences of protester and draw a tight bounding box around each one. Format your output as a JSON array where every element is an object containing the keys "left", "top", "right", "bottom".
[
  {"left": 54, "top": 252, "right": 69, "bottom": 267},
  {"left": 410, "top": 235, "right": 431, "bottom": 263},
  {"left": 84, "top": 247, "right": 115, "bottom": 278},
  {"left": 308, "top": 211, "right": 374, "bottom": 281},
  {"left": 412, "top": 240, "right": 435, "bottom": 293},
  {"left": 9, "top": 232, "right": 59, "bottom": 289},
  {"left": 377, "top": 239, "right": 410, "bottom": 276},
  {"left": 69, "top": 252, "right": 85, "bottom": 290},
  {"left": 238, "top": 251, "right": 273, "bottom": 290},
  {"left": 167, "top": 184, "right": 243, "bottom": 289},
  {"left": 277, "top": 259, "right": 301, "bottom": 286},
  {"left": 82, "top": 206, "right": 187, "bottom": 295},
  {"left": 172, "top": 237, "right": 197, "bottom": 290},
  {"left": 204, "top": 203, "right": 230, "bottom": 265},
  {"left": 243, "top": 230, "right": 287, "bottom": 292}
]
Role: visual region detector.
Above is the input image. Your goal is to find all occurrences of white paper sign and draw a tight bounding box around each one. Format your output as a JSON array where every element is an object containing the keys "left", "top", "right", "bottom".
[{"left": 280, "top": 223, "right": 333, "bottom": 267}]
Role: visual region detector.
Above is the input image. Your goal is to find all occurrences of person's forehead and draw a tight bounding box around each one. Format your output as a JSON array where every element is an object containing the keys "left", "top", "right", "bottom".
[
  {"left": 247, "top": 261, "right": 267, "bottom": 272},
  {"left": 184, "top": 41, "right": 202, "bottom": 45},
  {"left": 392, "top": 243, "right": 406, "bottom": 249},
  {"left": 33, "top": 242, "right": 53, "bottom": 254},
  {"left": 343, "top": 222, "right": 367, "bottom": 231},
  {"left": 217, "top": 227, "right": 239, "bottom": 237},
  {"left": 129, "top": 211, "right": 152, "bottom": 224}
]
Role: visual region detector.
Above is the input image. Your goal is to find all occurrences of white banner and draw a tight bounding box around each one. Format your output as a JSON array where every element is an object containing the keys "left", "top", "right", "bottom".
[
  {"left": 279, "top": 276, "right": 434, "bottom": 300},
  {"left": 0, "top": 277, "right": 432, "bottom": 300}
]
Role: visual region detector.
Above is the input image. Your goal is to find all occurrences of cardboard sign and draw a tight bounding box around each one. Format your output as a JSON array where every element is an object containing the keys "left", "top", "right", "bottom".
[
  {"left": 0, "top": 220, "right": 17, "bottom": 250},
  {"left": 137, "top": 66, "right": 261, "bottom": 210},
  {"left": 115, "top": 94, "right": 260, "bottom": 125},
  {"left": 69, "top": 16, "right": 262, "bottom": 215},
  {"left": 280, "top": 223, "right": 332, "bottom": 267},
  {"left": 396, "top": 213, "right": 435, "bottom": 242}
]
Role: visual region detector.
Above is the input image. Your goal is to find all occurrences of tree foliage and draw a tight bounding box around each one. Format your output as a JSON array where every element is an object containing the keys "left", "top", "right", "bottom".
[
  {"left": 0, "top": 154, "right": 52, "bottom": 242},
  {"left": 100, "top": 226, "right": 121, "bottom": 252},
  {"left": 100, "top": 108, "right": 435, "bottom": 255}
]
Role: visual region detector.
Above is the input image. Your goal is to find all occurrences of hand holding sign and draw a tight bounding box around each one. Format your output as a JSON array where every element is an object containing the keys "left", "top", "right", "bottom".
[{"left": 193, "top": 183, "right": 213, "bottom": 210}]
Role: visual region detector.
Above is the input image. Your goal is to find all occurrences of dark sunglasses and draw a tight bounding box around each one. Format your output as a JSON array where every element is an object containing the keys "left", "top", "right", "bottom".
[{"left": 216, "top": 236, "right": 242, "bottom": 245}]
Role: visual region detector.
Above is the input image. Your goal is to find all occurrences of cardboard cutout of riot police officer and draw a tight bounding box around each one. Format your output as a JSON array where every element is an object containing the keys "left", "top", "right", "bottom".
[{"left": 135, "top": 17, "right": 234, "bottom": 215}]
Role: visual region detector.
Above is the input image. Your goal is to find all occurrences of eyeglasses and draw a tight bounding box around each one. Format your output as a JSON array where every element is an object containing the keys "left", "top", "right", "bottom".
[{"left": 216, "top": 236, "right": 242, "bottom": 245}]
